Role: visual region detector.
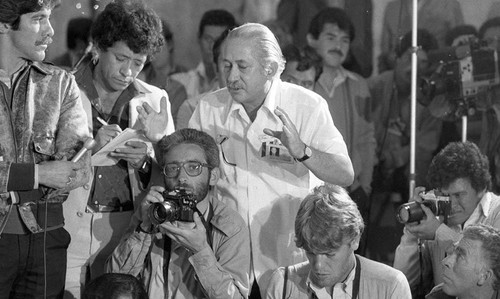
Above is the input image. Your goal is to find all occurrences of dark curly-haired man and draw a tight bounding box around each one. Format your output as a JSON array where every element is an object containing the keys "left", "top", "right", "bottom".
[
  {"left": 394, "top": 141, "right": 500, "bottom": 297},
  {"left": 63, "top": 0, "right": 175, "bottom": 297}
]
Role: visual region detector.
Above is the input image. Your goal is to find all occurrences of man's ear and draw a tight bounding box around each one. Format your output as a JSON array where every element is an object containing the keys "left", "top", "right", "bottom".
[
  {"left": 265, "top": 61, "right": 278, "bottom": 78},
  {"left": 209, "top": 167, "right": 220, "bottom": 186},
  {"left": 477, "top": 268, "right": 493, "bottom": 287},
  {"left": 0, "top": 22, "right": 11, "bottom": 34},
  {"left": 350, "top": 236, "right": 361, "bottom": 251},
  {"left": 306, "top": 33, "right": 317, "bottom": 47}
]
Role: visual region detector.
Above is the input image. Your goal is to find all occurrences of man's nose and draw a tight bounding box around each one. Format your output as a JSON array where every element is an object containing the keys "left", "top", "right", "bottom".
[
  {"left": 227, "top": 66, "right": 239, "bottom": 82},
  {"left": 311, "top": 254, "right": 325, "bottom": 269},
  {"left": 45, "top": 20, "right": 54, "bottom": 38},
  {"left": 120, "top": 62, "right": 132, "bottom": 77}
]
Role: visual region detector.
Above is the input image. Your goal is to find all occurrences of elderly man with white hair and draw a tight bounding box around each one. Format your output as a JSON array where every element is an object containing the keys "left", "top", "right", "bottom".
[{"left": 189, "top": 23, "right": 354, "bottom": 296}]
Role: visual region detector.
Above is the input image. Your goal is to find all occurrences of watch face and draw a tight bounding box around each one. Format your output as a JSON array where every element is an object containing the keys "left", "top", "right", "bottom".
[{"left": 305, "top": 146, "right": 312, "bottom": 157}]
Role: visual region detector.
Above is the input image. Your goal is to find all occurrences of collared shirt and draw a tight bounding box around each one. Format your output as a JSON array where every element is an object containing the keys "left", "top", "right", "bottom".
[
  {"left": 265, "top": 256, "right": 411, "bottom": 299},
  {"left": 394, "top": 192, "right": 500, "bottom": 294},
  {"left": 306, "top": 259, "right": 356, "bottom": 299},
  {"left": 189, "top": 79, "right": 350, "bottom": 282},
  {"left": 315, "top": 67, "right": 375, "bottom": 192},
  {"left": 171, "top": 62, "right": 219, "bottom": 99},
  {"left": 75, "top": 62, "right": 151, "bottom": 209},
  {"left": 107, "top": 194, "right": 250, "bottom": 299}
]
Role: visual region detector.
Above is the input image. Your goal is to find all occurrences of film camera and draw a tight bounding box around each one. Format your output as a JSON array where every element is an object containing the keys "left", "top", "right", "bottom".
[
  {"left": 148, "top": 189, "right": 197, "bottom": 225},
  {"left": 420, "top": 38, "right": 500, "bottom": 118},
  {"left": 396, "top": 192, "right": 451, "bottom": 224}
]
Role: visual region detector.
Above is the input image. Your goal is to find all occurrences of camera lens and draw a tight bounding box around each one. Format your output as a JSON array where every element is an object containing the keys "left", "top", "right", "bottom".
[
  {"left": 396, "top": 202, "right": 425, "bottom": 224},
  {"left": 149, "top": 202, "right": 179, "bottom": 225}
]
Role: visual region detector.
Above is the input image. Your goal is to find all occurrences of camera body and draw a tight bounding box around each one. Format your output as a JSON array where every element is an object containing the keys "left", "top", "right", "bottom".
[
  {"left": 420, "top": 38, "right": 500, "bottom": 117},
  {"left": 396, "top": 192, "right": 451, "bottom": 224},
  {"left": 148, "top": 189, "right": 197, "bottom": 225}
]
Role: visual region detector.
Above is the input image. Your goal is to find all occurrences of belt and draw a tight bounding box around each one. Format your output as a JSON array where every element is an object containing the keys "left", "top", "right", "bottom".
[{"left": 86, "top": 204, "right": 133, "bottom": 213}]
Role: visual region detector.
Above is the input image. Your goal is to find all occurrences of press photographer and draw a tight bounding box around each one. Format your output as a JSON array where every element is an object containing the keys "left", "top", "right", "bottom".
[
  {"left": 107, "top": 128, "right": 250, "bottom": 298},
  {"left": 393, "top": 141, "right": 500, "bottom": 298}
]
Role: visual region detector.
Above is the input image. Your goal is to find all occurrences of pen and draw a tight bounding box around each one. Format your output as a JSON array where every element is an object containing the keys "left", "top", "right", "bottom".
[{"left": 96, "top": 116, "right": 109, "bottom": 126}]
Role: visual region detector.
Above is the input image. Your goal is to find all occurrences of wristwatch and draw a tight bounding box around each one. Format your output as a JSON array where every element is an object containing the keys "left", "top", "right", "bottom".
[{"left": 296, "top": 145, "right": 312, "bottom": 162}]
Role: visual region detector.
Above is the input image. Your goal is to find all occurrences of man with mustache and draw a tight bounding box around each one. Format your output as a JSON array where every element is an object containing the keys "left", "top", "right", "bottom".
[
  {"left": 63, "top": 1, "right": 174, "bottom": 297},
  {"left": 189, "top": 23, "right": 353, "bottom": 297},
  {"left": 307, "top": 8, "right": 375, "bottom": 240},
  {"left": 0, "top": 0, "right": 91, "bottom": 297},
  {"left": 393, "top": 142, "right": 500, "bottom": 297},
  {"left": 107, "top": 128, "right": 250, "bottom": 298}
]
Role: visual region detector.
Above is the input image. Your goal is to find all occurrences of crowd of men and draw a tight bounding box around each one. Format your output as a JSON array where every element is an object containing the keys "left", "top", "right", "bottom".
[{"left": 1, "top": 0, "right": 500, "bottom": 299}]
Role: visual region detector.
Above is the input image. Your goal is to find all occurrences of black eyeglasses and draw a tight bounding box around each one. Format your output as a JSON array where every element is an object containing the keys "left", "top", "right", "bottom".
[
  {"left": 218, "top": 135, "right": 236, "bottom": 167},
  {"left": 162, "top": 161, "right": 210, "bottom": 178}
]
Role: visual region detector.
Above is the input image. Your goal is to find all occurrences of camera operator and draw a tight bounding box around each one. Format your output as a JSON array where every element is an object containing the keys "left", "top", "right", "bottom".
[
  {"left": 107, "top": 128, "right": 250, "bottom": 298},
  {"left": 426, "top": 224, "right": 500, "bottom": 299},
  {"left": 393, "top": 141, "right": 500, "bottom": 297}
]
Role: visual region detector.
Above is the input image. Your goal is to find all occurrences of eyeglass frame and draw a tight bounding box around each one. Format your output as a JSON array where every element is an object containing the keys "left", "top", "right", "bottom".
[
  {"left": 162, "top": 161, "right": 211, "bottom": 178},
  {"left": 217, "top": 135, "right": 237, "bottom": 167}
]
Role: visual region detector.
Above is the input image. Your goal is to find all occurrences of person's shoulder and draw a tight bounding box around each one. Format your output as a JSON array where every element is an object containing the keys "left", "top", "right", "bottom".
[
  {"left": 33, "top": 61, "right": 73, "bottom": 78},
  {"left": 210, "top": 197, "right": 247, "bottom": 237},
  {"left": 279, "top": 80, "right": 326, "bottom": 105},
  {"left": 358, "top": 256, "right": 407, "bottom": 282},
  {"left": 197, "top": 88, "right": 232, "bottom": 107}
]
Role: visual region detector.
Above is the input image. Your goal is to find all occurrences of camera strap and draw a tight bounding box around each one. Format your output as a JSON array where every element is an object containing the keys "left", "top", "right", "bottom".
[{"left": 195, "top": 207, "right": 213, "bottom": 250}]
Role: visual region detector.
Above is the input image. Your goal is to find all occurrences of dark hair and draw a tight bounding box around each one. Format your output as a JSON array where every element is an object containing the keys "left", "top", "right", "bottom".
[
  {"left": 82, "top": 273, "right": 148, "bottom": 299},
  {"left": 91, "top": 0, "right": 164, "bottom": 58},
  {"left": 198, "top": 9, "right": 236, "bottom": 38},
  {"left": 282, "top": 44, "right": 323, "bottom": 81},
  {"left": 479, "top": 17, "right": 500, "bottom": 39},
  {"left": 427, "top": 141, "right": 491, "bottom": 192},
  {"left": 463, "top": 224, "right": 500, "bottom": 290},
  {"left": 295, "top": 184, "right": 364, "bottom": 253},
  {"left": 308, "top": 7, "right": 355, "bottom": 41},
  {"left": 212, "top": 28, "right": 230, "bottom": 65},
  {"left": 66, "top": 17, "right": 92, "bottom": 50},
  {"left": 0, "top": 0, "right": 57, "bottom": 30},
  {"left": 396, "top": 29, "right": 438, "bottom": 58},
  {"left": 445, "top": 24, "right": 478, "bottom": 46},
  {"left": 157, "top": 128, "right": 220, "bottom": 170}
]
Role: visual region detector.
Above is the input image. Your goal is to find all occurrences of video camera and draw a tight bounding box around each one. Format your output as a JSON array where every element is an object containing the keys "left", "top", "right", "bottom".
[
  {"left": 420, "top": 38, "right": 500, "bottom": 118},
  {"left": 148, "top": 189, "right": 197, "bottom": 225},
  {"left": 396, "top": 191, "right": 451, "bottom": 224}
]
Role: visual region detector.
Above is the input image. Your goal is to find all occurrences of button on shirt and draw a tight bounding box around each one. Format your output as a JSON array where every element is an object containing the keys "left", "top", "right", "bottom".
[{"left": 189, "top": 79, "right": 350, "bottom": 281}]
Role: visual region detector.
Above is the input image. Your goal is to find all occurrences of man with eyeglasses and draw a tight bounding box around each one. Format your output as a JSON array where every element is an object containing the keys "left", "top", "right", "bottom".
[
  {"left": 107, "top": 128, "right": 250, "bottom": 298},
  {"left": 393, "top": 142, "right": 500, "bottom": 298}
]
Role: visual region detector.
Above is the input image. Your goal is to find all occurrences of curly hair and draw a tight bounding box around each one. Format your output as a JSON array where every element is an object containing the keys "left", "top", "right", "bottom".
[
  {"left": 91, "top": 0, "right": 164, "bottom": 58},
  {"left": 427, "top": 141, "right": 491, "bottom": 192},
  {"left": 156, "top": 128, "right": 220, "bottom": 170},
  {"left": 308, "top": 7, "right": 355, "bottom": 41},
  {"left": 295, "top": 184, "right": 364, "bottom": 253},
  {"left": 462, "top": 224, "right": 500, "bottom": 291},
  {"left": 0, "top": 0, "right": 57, "bottom": 30}
]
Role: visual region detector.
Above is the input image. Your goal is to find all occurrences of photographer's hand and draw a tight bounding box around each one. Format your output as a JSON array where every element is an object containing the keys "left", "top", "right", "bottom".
[
  {"left": 139, "top": 186, "right": 165, "bottom": 230},
  {"left": 159, "top": 213, "right": 210, "bottom": 254},
  {"left": 406, "top": 204, "right": 442, "bottom": 240}
]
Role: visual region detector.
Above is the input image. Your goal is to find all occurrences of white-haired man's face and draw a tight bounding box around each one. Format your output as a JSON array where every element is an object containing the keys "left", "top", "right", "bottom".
[
  {"left": 221, "top": 37, "right": 271, "bottom": 110},
  {"left": 441, "top": 237, "right": 491, "bottom": 298}
]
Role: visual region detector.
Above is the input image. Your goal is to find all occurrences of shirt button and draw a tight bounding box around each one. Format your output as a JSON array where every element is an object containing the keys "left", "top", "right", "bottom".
[
  {"left": 77, "top": 211, "right": 83, "bottom": 217},
  {"left": 83, "top": 184, "right": 90, "bottom": 190},
  {"left": 30, "top": 226, "right": 36, "bottom": 231},
  {"left": 98, "top": 175, "right": 102, "bottom": 179}
]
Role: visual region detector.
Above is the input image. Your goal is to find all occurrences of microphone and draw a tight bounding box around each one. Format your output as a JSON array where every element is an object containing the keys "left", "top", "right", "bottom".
[{"left": 72, "top": 137, "right": 96, "bottom": 162}]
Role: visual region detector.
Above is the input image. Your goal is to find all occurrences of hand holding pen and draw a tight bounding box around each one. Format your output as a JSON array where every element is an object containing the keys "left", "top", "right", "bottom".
[{"left": 94, "top": 116, "right": 122, "bottom": 152}]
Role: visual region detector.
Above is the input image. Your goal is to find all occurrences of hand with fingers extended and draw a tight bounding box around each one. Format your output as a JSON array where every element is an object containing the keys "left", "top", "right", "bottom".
[
  {"left": 94, "top": 124, "right": 122, "bottom": 152},
  {"left": 159, "top": 212, "right": 210, "bottom": 254},
  {"left": 263, "top": 106, "right": 305, "bottom": 159},
  {"left": 137, "top": 96, "right": 170, "bottom": 143},
  {"left": 109, "top": 140, "right": 149, "bottom": 169}
]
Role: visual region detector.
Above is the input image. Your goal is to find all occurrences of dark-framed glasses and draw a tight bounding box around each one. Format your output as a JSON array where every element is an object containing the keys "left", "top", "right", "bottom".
[{"left": 162, "top": 161, "right": 209, "bottom": 178}]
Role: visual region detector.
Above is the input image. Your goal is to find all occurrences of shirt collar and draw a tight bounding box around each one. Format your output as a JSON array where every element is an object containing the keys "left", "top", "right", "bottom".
[
  {"left": 223, "top": 78, "right": 281, "bottom": 125},
  {"left": 306, "top": 257, "right": 357, "bottom": 298},
  {"left": 464, "top": 192, "right": 492, "bottom": 228},
  {"left": 318, "top": 66, "right": 358, "bottom": 97}
]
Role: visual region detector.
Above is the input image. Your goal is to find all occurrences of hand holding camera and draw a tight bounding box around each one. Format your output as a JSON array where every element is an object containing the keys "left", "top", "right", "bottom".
[
  {"left": 140, "top": 186, "right": 209, "bottom": 254},
  {"left": 397, "top": 186, "right": 450, "bottom": 240}
]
